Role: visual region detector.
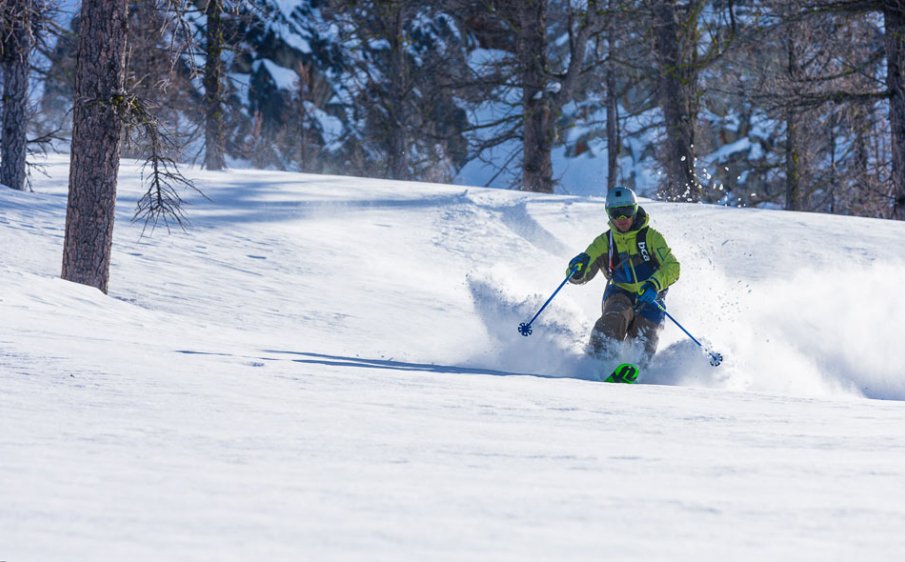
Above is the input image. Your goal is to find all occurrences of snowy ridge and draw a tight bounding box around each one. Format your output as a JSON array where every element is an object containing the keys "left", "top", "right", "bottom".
[{"left": 3, "top": 156, "right": 905, "bottom": 560}]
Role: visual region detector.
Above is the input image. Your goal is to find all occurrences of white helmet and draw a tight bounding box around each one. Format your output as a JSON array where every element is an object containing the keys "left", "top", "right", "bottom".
[{"left": 605, "top": 186, "right": 637, "bottom": 209}]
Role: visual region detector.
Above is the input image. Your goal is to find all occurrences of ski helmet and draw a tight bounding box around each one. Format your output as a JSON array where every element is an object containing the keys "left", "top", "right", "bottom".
[
  {"left": 605, "top": 187, "right": 638, "bottom": 220},
  {"left": 605, "top": 186, "right": 637, "bottom": 209}
]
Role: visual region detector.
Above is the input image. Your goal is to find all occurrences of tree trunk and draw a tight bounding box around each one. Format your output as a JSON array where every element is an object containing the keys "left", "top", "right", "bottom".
[
  {"left": 650, "top": 0, "right": 697, "bottom": 200},
  {"left": 885, "top": 1, "right": 905, "bottom": 219},
  {"left": 296, "top": 63, "right": 312, "bottom": 172},
  {"left": 0, "top": 0, "right": 32, "bottom": 192},
  {"left": 204, "top": 0, "right": 226, "bottom": 171},
  {"left": 785, "top": 108, "right": 802, "bottom": 211},
  {"left": 61, "top": 0, "right": 128, "bottom": 294},
  {"left": 785, "top": 26, "right": 802, "bottom": 211},
  {"left": 853, "top": 107, "right": 870, "bottom": 189},
  {"left": 605, "top": 55, "right": 620, "bottom": 190},
  {"left": 385, "top": 2, "right": 408, "bottom": 180},
  {"left": 519, "top": 0, "right": 554, "bottom": 193}
]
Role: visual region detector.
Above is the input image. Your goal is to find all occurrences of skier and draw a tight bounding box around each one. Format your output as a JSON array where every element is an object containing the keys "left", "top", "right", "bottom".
[{"left": 566, "top": 187, "right": 680, "bottom": 364}]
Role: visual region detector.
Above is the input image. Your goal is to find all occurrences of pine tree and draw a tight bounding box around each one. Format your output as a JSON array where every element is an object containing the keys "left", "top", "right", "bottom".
[
  {"left": 61, "top": 0, "right": 129, "bottom": 293},
  {"left": 460, "top": 0, "right": 604, "bottom": 193},
  {"left": 327, "top": 0, "right": 470, "bottom": 181},
  {"left": 649, "top": 0, "right": 698, "bottom": 200},
  {"left": 884, "top": 1, "right": 905, "bottom": 219},
  {"left": 203, "top": 0, "right": 227, "bottom": 170},
  {"left": 0, "top": 0, "right": 32, "bottom": 191}
]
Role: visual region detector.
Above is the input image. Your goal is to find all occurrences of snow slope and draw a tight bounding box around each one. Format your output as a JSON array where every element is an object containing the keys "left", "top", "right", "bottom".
[{"left": 2, "top": 156, "right": 905, "bottom": 561}]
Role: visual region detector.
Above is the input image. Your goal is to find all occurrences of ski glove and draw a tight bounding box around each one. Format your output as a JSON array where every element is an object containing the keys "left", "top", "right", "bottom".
[
  {"left": 637, "top": 281, "right": 658, "bottom": 304},
  {"left": 568, "top": 253, "right": 591, "bottom": 281}
]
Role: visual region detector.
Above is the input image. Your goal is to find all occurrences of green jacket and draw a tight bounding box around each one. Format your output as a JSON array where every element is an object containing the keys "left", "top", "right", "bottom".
[{"left": 572, "top": 207, "right": 680, "bottom": 294}]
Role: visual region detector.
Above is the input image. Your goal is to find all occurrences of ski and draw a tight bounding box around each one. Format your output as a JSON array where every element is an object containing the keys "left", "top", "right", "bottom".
[{"left": 604, "top": 362, "right": 639, "bottom": 384}]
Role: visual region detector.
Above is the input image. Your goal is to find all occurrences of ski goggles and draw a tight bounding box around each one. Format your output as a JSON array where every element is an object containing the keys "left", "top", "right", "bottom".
[{"left": 607, "top": 205, "right": 638, "bottom": 220}]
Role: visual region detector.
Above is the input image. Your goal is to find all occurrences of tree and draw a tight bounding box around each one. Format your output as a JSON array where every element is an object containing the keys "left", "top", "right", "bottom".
[
  {"left": 518, "top": 0, "right": 603, "bottom": 192},
  {"left": 646, "top": 0, "right": 756, "bottom": 202},
  {"left": 372, "top": 0, "right": 412, "bottom": 180},
  {"left": 327, "top": 0, "right": 470, "bottom": 181},
  {"left": 121, "top": 1, "right": 198, "bottom": 161},
  {"left": 61, "top": 0, "right": 129, "bottom": 293},
  {"left": 777, "top": 0, "right": 905, "bottom": 218},
  {"left": 738, "top": 1, "right": 899, "bottom": 217},
  {"left": 604, "top": 35, "right": 621, "bottom": 191},
  {"left": 203, "top": 0, "right": 227, "bottom": 170},
  {"left": 460, "top": 0, "right": 604, "bottom": 193},
  {"left": 516, "top": 0, "right": 554, "bottom": 192},
  {"left": 591, "top": 0, "right": 648, "bottom": 192},
  {"left": 884, "top": 1, "right": 905, "bottom": 219},
  {"left": 783, "top": 15, "right": 804, "bottom": 211},
  {"left": 648, "top": 0, "right": 702, "bottom": 200},
  {"left": 0, "top": 0, "right": 32, "bottom": 191}
]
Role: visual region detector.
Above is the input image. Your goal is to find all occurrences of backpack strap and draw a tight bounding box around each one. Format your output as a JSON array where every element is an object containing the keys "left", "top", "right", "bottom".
[
  {"left": 607, "top": 226, "right": 657, "bottom": 279},
  {"left": 606, "top": 230, "right": 614, "bottom": 276},
  {"left": 635, "top": 226, "right": 652, "bottom": 264}
]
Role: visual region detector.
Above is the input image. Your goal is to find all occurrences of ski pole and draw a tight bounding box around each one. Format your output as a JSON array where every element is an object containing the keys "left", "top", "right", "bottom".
[
  {"left": 518, "top": 265, "right": 579, "bottom": 337},
  {"left": 651, "top": 300, "right": 723, "bottom": 367}
]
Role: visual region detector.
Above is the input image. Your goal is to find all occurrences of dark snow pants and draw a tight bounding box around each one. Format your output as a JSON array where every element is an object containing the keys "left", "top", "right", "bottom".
[{"left": 588, "top": 286, "right": 665, "bottom": 361}]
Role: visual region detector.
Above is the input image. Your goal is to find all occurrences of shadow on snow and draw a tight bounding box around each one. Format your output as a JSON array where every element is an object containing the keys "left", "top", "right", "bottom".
[{"left": 259, "top": 350, "right": 562, "bottom": 380}]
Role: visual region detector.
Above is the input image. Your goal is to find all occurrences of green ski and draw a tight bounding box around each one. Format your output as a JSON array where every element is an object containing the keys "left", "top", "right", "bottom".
[{"left": 604, "top": 363, "right": 639, "bottom": 384}]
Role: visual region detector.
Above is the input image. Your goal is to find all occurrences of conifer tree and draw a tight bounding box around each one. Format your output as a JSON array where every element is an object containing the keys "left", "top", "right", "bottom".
[
  {"left": 61, "top": 0, "right": 129, "bottom": 293},
  {"left": 0, "top": 0, "right": 32, "bottom": 191}
]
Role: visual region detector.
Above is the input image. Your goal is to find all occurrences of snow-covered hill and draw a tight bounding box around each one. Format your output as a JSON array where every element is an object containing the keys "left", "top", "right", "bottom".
[{"left": 3, "top": 156, "right": 905, "bottom": 561}]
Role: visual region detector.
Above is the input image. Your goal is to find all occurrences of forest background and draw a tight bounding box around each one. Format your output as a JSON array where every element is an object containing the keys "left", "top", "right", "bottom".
[{"left": 3, "top": 0, "right": 905, "bottom": 220}]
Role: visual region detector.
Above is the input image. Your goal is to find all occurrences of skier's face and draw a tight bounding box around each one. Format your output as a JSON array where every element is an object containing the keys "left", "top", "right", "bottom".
[
  {"left": 613, "top": 216, "right": 634, "bottom": 232},
  {"left": 608, "top": 204, "right": 637, "bottom": 232}
]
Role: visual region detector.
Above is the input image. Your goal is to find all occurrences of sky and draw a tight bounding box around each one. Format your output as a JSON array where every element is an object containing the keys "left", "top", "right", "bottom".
[{"left": 2, "top": 156, "right": 905, "bottom": 561}]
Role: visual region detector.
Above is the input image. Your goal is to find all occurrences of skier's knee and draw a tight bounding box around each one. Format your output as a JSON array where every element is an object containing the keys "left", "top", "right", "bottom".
[
  {"left": 630, "top": 317, "right": 661, "bottom": 358},
  {"left": 600, "top": 295, "right": 633, "bottom": 340}
]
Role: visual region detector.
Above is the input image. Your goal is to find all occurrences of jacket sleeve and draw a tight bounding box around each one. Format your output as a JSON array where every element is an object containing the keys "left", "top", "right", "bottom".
[
  {"left": 568, "top": 233, "right": 610, "bottom": 284},
  {"left": 647, "top": 228, "right": 680, "bottom": 291},
  {"left": 580, "top": 232, "right": 611, "bottom": 284}
]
